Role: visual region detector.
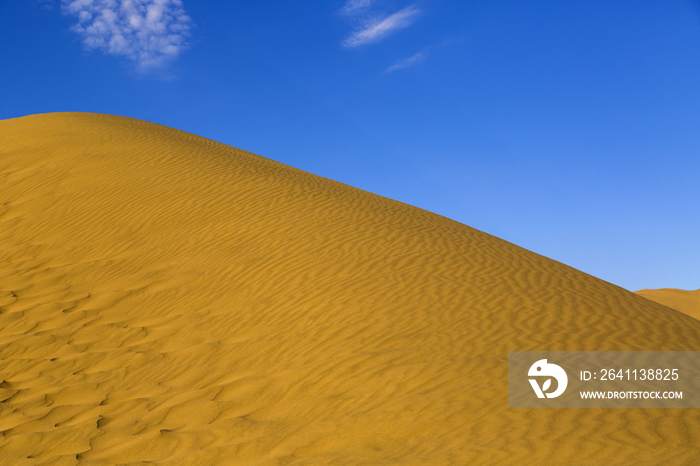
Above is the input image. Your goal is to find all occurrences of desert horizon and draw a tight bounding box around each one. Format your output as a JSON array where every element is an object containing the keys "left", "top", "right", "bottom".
[
  {"left": 4, "top": 2, "right": 700, "bottom": 464},
  {"left": 1, "top": 112, "right": 699, "bottom": 464},
  {"left": 635, "top": 288, "right": 700, "bottom": 322}
]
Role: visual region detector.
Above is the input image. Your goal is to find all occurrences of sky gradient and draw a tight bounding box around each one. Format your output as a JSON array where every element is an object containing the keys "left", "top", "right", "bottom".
[{"left": 2, "top": 0, "right": 699, "bottom": 291}]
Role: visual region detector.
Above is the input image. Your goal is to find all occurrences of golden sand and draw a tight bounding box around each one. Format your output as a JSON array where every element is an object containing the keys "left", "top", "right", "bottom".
[
  {"left": 1, "top": 112, "right": 699, "bottom": 465},
  {"left": 636, "top": 288, "right": 700, "bottom": 322}
]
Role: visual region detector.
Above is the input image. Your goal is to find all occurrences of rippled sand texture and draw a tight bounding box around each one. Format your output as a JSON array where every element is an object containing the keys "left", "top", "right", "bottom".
[
  {"left": 2, "top": 113, "right": 700, "bottom": 466},
  {"left": 636, "top": 288, "right": 700, "bottom": 321}
]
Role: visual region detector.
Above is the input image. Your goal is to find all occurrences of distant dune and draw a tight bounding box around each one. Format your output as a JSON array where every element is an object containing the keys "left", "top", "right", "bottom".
[
  {"left": 636, "top": 288, "right": 700, "bottom": 321},
  {"left": 2, "top": 113, "right": 700, "bottom": 465}
]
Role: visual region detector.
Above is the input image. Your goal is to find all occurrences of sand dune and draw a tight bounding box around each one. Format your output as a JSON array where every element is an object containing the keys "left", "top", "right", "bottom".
[
  {"left": 1, "top": 112, "right": 700, "bottom": 465},
  {"left": 636, "top": 288, "right": 700, "bottom": 321}
]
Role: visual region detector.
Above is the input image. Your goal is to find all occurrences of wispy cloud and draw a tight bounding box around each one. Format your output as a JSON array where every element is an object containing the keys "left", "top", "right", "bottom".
[
  {"left": 340, "top": 0, "right": 373, "bottom": 17},
  {"left": 341, "top": 3, "right": 421, "bottom": 48},
  {"left": 385, "top": 50, "right": 427, "bottom": 72},
  {"left": 37, "top": 0, "right": 58, "bottom": 10},
  {"left": 61, "top": 0, "right": 192, "bottom": 71}
]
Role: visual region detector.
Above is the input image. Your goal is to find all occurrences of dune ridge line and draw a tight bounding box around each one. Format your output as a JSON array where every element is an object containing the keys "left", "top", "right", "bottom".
[{"left": 1, "top": 112, "right": 700, "bottom": 465}]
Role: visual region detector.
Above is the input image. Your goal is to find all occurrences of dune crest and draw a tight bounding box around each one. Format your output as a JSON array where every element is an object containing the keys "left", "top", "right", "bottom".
[
  {"left": 636, "top": 288, "right": 700, "bottom": 321},
  {"left": 1, "top": 113, "right": 700, "bottom": 465}
]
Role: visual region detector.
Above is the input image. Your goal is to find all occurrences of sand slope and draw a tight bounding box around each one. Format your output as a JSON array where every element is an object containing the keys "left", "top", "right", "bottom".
[
  {"left": 636, "top": 288, "right": 700, "bottom": 321},
  {"left": 1, "top": 112, "right": 700, "bottom": 465}
]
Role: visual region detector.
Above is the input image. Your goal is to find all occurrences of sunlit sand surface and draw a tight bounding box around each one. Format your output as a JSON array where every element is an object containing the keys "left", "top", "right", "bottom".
[
  {"left": 636, "top": 288, "right": 700, "bottom": 322},
  {"left": 2, "top": 113, "right": 700, "bottom": 465}
]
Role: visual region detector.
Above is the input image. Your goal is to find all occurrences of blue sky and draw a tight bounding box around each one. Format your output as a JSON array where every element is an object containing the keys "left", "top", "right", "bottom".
[{"left": 2, "top": 0, "right": 699, "bottom": 291}]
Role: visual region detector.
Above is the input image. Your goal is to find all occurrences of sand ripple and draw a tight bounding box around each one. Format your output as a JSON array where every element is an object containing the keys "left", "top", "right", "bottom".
[{"left": 1, "top": 113, "right": 699, "bottom": 465}]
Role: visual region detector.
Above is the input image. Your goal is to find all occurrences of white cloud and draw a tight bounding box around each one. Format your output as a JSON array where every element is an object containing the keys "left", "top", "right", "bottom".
[
  {"left": 342, "top": 4, "right": 421, "bottom": 48},
  {"left": 37, "top": 0, "right": 58, "bottom": 10},
  {"left": 340, "top": 0, "right": 372, "bottom": 17},
  {"left": 385, "top": 50, "right": 426, "bottom": 72},
  {"left": 61, "top": 0, "right": 192, "bottom": 70}
]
